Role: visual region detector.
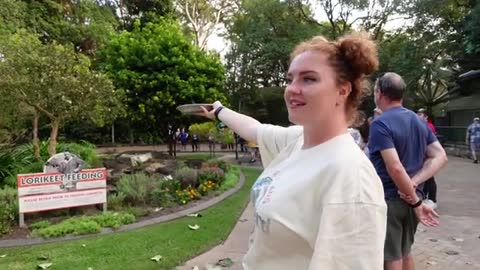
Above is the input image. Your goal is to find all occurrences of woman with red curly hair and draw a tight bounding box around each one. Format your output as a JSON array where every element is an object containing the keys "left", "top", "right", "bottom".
[{"left": 200, "top": 33, "right": 386, "bottom": 269}]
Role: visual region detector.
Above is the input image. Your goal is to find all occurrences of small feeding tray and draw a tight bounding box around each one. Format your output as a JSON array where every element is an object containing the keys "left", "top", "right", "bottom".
[{"left": 176, "top": 104, "right": 213, "bottom": 114}]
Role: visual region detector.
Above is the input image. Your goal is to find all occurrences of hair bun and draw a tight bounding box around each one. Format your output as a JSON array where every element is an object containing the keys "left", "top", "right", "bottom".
[{"left": 338, "top": 32, "right": 379, "bottom": 77}]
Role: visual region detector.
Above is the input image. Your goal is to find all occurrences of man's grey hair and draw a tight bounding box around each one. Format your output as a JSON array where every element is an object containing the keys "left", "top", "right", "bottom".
[{"left": 375, "top": 72, "right": 406, "bottom": 101}]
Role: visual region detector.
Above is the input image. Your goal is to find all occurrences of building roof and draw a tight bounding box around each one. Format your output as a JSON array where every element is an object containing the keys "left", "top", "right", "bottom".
[
  {"left": 458, "top": 70, "right": 480, "bottom": 82},
  {"left": 447, "top": 93, "right": 480, "bottom": 111}
]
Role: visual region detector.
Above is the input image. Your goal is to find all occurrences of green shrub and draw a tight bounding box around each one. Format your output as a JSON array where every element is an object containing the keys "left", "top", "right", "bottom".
[
  {"left": 123, "top": 207, "right": 151, "bottom": 218},
  {"left": 151, "top": 188, "right": 177, "bottom": 208},
  {"left": 107, "top": 192, "right": 126, "bottom": 211},
  {"left": 0, "top": 147, "right": 18, "bottom": 187},
  {"left": 29, "top": 220, "right": 51, "bottom": 230},
  {"left": 173, "top": 167, "right": 198, "bottom": 188},
  {"left": 219, "top": 166, "right": 240, "bottom": 192},
  {"left": 0, "top": 186, "right": 18, "bottom": 235},
  {"left": 198, "top": 167, "right": 225, "bottom": 186},
  {"left": 91, "top": 212, "right": 136, "bottom": 228},
  {"left": 117, "top": 173, "right": 160, "bottom": 205},
  {"left": 4, "top": 160, "right": 45, "bottom": 187},
  {"left": 206, "top": 159, "right": 230, "bottom": 172},
  {"left": 72, "top": 220, "right": 102, "bottom": 235},
  {"left": 31, "top": 212, "right": 136, "bottom": 238}
]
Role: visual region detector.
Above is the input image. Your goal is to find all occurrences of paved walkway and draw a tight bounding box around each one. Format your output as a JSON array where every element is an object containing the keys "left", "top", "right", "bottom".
[
  {"left": 96, "top": 146, "right": 480, "bottom": 269},
  {"left": 176, "top": 156, "right": 480, "bottom": 270}
]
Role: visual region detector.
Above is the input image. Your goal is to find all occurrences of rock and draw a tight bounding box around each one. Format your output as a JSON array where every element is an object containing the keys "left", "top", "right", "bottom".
[
  {"left": 103, "top": 159, "right": 118, "bottom": 169},
  {"left": 107, "top": 169, "right": 114, "bottom": 178},
  {"left": 145, "top": 162, "right": 166, "bottom": 174},
  {"left": 131, "top": 153, "right": 153, "bottom": 166},
  {"left": 452, "top": 237, "right": 464, "bottom": 242},
  {"left": 118, "top": 153, "right": 153, "bottom": 166},
  {"left": 215, "top": 258, "right": 234, "bottom": 267},
  {"left": 445, "top": 250, "right": 459, "bottom": 255},
  {"left": 429, "top": 239, "right": 438, "bottom": 242},
  {"left": 427, "top": 261, "right": 437, "bottom": 265}
]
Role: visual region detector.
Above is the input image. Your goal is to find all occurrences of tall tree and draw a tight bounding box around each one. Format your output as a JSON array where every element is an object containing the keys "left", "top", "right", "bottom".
[
  {"left": 294, "top": 0, "right": 412, "bottom": 39},
  {"left": 396, "top": 0, "right": 478, "bottom": 112},
  {"left": 106, "top": 0, "right": 175, "bottom": 30},
  {"left": 99, "top": 19, "right": 227, "bottom": 142},
  {"left": 175, "top": 0, "right": 239, "bottom": 50},
  {"left": 20, "top": 0, "right": 118, "bottom": 56},
  {"left": 0, "top": 31, "right": 124, "bottom": 156},
  {"left": 0, "top": 0, "right": 27, "bottom": 34},
  {"left": 458, "top": 0, "right": 480, "bottom": 71}
]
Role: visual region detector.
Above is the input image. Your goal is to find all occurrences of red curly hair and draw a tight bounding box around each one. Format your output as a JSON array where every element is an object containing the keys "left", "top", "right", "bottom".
[{"left": 290, "top": 32, "right": 379, "bottom": 121}]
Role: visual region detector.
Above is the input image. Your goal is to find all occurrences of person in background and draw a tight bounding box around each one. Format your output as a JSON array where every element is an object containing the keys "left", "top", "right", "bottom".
[
  {"left": 374, "top": 107, "right": 383, "bottom": 119},
  {"left": 417, "top": 108, "right": 438, "bottom": 209},
  {"left": 364, "top": 108, "right": 383, "bottom": 156},
  {"left": 370, "top": 72, "right": 446, "bottom": 270},
  {"left": 247, "top": 141, "right": 258, "bottom": 163},
  {"left": 191, "top": 132, "right": 199, "bottom": 152},
  {"left": 179, "top": 128, "right": 189, "bottom": 151},
  {"left": 198, "top": 32, "right": 388, "bottom": 269},
  {"left": 417, "top": 108, "right": 437, "bottom": 134},
  {"left": 208, "top": 132, "right": 215, "bottom": 152},
  {"left": 348, "top": 111, "right": 366, "bottom": 150},
  {"left": 466, "top": 117, "right": 480, "bottom": 163}
]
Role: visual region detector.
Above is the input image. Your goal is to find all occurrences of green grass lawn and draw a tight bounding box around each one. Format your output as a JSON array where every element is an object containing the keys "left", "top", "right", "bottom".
[{"left": 0, "top": 167, "right": 261, "bottom": 270}]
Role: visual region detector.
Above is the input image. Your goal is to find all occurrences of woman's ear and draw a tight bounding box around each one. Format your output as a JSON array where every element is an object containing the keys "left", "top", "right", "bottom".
[{"left": 337, "top": 81, "right": 352, "bottom": 103}]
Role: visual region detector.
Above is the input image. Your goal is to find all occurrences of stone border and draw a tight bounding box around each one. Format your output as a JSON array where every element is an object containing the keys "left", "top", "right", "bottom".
[{"left": 0, "top": 171, "right": 245, "bottom": 248}]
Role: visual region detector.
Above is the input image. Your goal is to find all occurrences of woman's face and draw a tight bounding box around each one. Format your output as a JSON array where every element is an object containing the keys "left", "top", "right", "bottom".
[{"left": 284, "top": 50, "right": 347, "bottom": 126}]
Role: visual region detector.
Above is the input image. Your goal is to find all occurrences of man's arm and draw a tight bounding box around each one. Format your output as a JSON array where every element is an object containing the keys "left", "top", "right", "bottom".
[
  {"left": 412, "top": 141, "right": 448, "bottom": 186},
  {"left": 380, "top": 148, "right": 420, "bottom": 203},
  {"left": 466, "top": 127, "right": 470, "bottom": 145}
]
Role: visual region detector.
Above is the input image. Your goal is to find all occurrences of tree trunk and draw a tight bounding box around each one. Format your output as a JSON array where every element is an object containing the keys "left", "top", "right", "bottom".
[
  {"left": 48, "top": 119, "right": 60, "bottom": 157},
  {"left": 32, "top": 112, "right": 40, "bottom": 159},
  {"left": 129, "top": 125, "right": 134, "bottom": 145},
  {"left": 111, "top": 123, "right": 115, "bottom": 145}
]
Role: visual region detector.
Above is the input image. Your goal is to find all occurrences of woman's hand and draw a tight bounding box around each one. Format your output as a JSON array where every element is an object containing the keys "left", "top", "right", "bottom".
[{"left": 195, "top": 101, "right": 223, "bottom": 120}]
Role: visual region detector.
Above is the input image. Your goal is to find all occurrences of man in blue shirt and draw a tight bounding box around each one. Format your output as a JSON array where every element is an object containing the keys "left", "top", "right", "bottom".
[
  {"left": 369, "top": 72, "right": 448, "bottom": 270},
  {"left": 466, "top": 117, "right": 480, "bottom": 163}
]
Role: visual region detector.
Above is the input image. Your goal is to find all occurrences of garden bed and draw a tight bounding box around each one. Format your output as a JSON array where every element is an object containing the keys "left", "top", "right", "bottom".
[
  {"left": 0, "top": 151, "right": 240, "bottom": 241},
  {"left": 0, "top": 168, "right": 261, "bottom": 270}
]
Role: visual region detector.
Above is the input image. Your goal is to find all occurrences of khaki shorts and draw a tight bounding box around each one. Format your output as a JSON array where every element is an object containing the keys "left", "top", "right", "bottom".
[{"left": 384, "top": 198, "right": 419, "bottom": 261}]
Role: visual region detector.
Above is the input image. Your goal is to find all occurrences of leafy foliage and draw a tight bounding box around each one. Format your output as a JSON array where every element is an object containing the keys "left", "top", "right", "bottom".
[
  {"left": 173, "top": 167, "right": 198, "bottom": 188},
  {"left": 99, "top": 18, "right": 227, "bottom": 140},
  {"left": 31, "top": 212, "right": 136, "bottom": 238},
  {"left": 117, "top": 173, "right": 157, "bottom": 205},
  {"left": 0, "top": 186, "right": 18, "bottom": 235},
  {"left": 0, "top": 31, "right": 124, "bottom": 155},
  {"left": 107, "top": 192, "right": 127, "bottom": 211},
  {"left": 198, "top": 167, "right": 225, "bottom": 185},
  {"left": 28, "top": 220, "right": 52, "bottom": 231}
]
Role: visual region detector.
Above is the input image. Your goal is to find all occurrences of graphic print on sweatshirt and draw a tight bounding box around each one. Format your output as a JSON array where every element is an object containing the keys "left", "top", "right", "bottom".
[{"left": 251, "top": 176, "right": 275, "bottom": 233}]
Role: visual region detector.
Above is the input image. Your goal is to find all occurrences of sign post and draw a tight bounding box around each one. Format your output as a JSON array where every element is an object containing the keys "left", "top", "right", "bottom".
[{"left": 17, "top": 168, "right": 107, "bottom": 227}]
